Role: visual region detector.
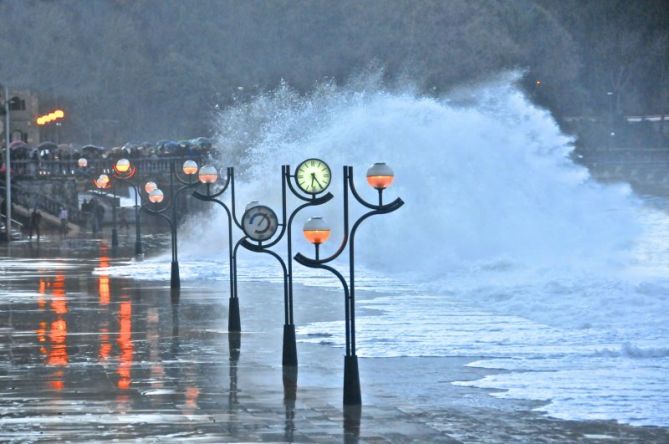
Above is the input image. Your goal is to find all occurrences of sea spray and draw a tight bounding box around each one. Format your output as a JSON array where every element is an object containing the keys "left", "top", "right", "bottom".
[{"left": 112, "top": 73, "right": 669, "bottom": 426}]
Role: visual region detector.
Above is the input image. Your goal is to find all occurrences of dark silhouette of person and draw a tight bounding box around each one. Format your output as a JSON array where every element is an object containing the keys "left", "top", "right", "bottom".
[{"left": 29, "top": 208, "right": 42, "bottom": 241}]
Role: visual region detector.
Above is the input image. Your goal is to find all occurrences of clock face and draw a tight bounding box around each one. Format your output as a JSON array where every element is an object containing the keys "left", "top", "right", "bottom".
[
  {"left": 242, "top": 205, "right": 279, "bottom": 242},
  {"left": 295, "top": 158, "right": 331, "bottom": 194}
]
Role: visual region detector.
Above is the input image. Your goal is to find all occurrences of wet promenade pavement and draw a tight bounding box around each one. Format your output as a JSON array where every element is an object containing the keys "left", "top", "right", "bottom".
[{"left": 1, "top": 235, "right": 669, "bottom": 442}]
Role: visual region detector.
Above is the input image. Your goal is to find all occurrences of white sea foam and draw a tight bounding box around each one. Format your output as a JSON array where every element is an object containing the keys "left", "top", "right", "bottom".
[{"left": 105, "top": 73, "right": 669, "bottom": 427}]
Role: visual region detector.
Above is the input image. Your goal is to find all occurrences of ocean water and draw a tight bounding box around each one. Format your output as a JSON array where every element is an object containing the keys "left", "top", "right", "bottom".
[{"left": 102, "top": 74, "right": 669, "bottom": 427}]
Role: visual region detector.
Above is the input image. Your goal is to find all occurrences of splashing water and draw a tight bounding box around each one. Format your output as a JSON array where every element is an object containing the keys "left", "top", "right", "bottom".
[{"left": 110, "top": 73, "right": 669, "bottom": 426}]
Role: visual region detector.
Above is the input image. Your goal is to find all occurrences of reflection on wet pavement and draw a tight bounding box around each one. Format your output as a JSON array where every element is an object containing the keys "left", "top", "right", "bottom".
[{"left": 1, "top": 239, "right": 668, "bottom": 442}]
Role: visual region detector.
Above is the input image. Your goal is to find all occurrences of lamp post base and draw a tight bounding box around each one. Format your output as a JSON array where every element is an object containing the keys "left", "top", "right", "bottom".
[
  {"left": 282, "top": 323, "right": 298, "bottom": 367},
  {"left": 228, "top": 331, "right": 241, "bottom": 362},
  {"left": 111, "top": 228, "right": 118, "bottom": 248},
  {"left": 343, "top": 355, "right": 361, "bottom": 406},
  {"left": 170, "top": 261, "right": 180, "bottom": 289},
  {"left": 135, "top": 239, "right": 143, "bottom": 257},
  {"left": 228, "top": 297, "right": 241, "bottom": 332}
]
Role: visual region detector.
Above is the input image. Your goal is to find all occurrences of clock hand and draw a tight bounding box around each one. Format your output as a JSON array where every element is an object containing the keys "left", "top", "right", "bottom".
[{"left": 313, "top": 176, "right": 324, "bottom": 187}]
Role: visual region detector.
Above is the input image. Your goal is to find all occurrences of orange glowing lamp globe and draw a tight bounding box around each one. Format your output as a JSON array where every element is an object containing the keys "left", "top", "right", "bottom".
[
  {"left": 149, "top": 189, "right": 164, "bottom": 203},
  {"left": 97, "top": 174, "right": 110, "bottom": 187},
  {"left": 115, "top": 158, "right": 131, "bottom": 173},
  {"left": 144, "top": 181, "right": 157, "bottom": 194},
  {"left": 54, "top": 109, "right": 65, "bottom": 119},
  {"left": 303, "top": 217, "right": 331, "bottom": 245},
  {"left": 366, "top": 162, "right": 394, "bottom": 190},
  {"left": 77, "top": 158, "right": 88, "bottom": 168},
  {"left": 198, "top": 165, "right": 218, "bottom": 184},
  {"left": 182, "top": 160, "right": 198, "bottom": 175}
]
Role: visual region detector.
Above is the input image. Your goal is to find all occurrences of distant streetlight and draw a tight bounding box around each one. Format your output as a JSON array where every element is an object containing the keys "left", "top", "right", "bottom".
[
  {"left": 78, "top": 157, "right": 88, "bottom": 168},
  {"left": 143, "top": 159, "right": 200, "bottom": 289},
  {"left": 144, "top": 181, "right": 157, "bottom": 194},
  {"left": 112, "top": 158, "right": 144, "bottom": 256},
  {"left": 2, "top": 84, "right": 12, "bottom": 241},
  {"left": 95, "top": 173, "right": 118, "bottom": 247},
  {"left": 191, "top": 164, "right": 243, "bottom": 332}
]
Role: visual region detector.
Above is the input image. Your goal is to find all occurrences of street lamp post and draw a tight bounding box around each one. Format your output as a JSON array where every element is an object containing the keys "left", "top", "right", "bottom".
[
  {"left": 94, "top": 173, "right": 118, "bottom": 247},
  {"left": 142, "top": 160, "right": 200, "bottom": 289},
  {"left": 191, "top": 165, "right": 244, "bottom": 332},
  {"left": 3, "top": 84, "right": 11, "bottom": 241},
  {"left": 112, "top": 158, "right": 144, "bottom": 256},
  {"left": 236, "top": 161, "right": 333, "bottom": 366},
  {"left": 294, "top": 163, "right": 403, "bottom": 405}
]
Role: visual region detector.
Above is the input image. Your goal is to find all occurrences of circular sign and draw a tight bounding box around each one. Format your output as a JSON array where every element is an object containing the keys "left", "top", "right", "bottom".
[
  {"left": 295, "top": 158, "right": 331, "bottom": 194},
  {"left": 242, "top": 205, "right": 279, "bottom": 242}
]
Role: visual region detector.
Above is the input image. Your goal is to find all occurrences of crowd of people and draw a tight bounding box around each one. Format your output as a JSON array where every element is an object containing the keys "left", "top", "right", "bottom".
[{"left": 2, "top": 137, "right": 216, "bottom": 163}]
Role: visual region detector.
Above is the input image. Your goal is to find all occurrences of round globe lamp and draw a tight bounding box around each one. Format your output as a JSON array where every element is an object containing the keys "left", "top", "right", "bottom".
[
  {"left": 198, "top": 165, "right": 218, "bottom": 184},
  {"left": 149, "top": 189, "right": 164, "bottom": 203},
  {"left": 366, "top": 162, "right": 394, "bottom": 190},
  {"left": 144, "top": 181, "right": 157, "bottom": 194},
  {"left": 182, "top": 160, "right": 198, "bottom": 175},
  {"left": 78, "top": 157, "right": 88, "bottom": 168},
  {"left": 98, "top": 174, "right": 110, "bottom": 186},
  {"left": 303, "top": 217, "right": 331, "bottom": 245},
  {"left": 245, "top": 201, "right": 261, "bottom": 211},
  {"left": 116, "top": 158, "right": 131, "bottom": 173}
]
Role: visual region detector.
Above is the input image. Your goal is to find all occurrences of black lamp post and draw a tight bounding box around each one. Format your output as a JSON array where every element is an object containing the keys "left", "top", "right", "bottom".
[
  {"left": 111, "top": 158, "right": 144, "bottom": 256},
  {"left": 294, "top": 163, "right": 403, "bottom": 406},
  {"left": 93, "top": 172, "right": 119, "bottom": 248},
  {"left": 237, "top": 163, "right": 333, "bottom": 367},
  {"left": 191, "top": 166, "right": 243, "bottom": 333},
  {"left": 142, "top": 159, "right": 200, "bottom": 289}
]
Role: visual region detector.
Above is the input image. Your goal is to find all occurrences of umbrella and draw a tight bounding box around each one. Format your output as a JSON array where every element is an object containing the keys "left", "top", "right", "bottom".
[
  {"left": 38, "top": 141, "right": 58, "bottom": 151},
  {"left": 9, "top": 140, "right": 27, "bottom": 150},
  {"left": 162, "top": 141, "right": 179, "bottom": 152},
  {"left": 192, "top": 137, "right": 212, "bottom": 148}
]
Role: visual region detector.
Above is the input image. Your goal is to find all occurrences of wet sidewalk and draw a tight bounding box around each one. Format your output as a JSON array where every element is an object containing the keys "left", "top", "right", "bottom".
[{"left": 1, "top": 237, "right": 668, "bottom": 443}]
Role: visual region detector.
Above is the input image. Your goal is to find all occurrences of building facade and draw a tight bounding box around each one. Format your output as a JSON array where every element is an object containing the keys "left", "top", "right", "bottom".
[{"left": 0, "top": 89, "right": 40, "bottom": 146}]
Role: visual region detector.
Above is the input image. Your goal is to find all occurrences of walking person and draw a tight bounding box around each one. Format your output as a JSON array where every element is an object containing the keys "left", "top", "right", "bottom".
[
  {"left": 59, "top": 207, "right": 69, "bottom": 238},
  {"left": 29, "top": 208, "right": 42, "bottom": 242}
]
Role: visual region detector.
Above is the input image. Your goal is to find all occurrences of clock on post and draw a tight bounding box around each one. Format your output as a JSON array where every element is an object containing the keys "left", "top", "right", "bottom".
[{"left": 295, "top": 158, "right": 331, "bottom": 195}]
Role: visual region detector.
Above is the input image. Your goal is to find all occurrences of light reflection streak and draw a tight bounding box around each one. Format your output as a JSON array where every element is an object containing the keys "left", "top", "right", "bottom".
[
  {"left": 117, "top": 299, "right": 133, "bottom": 390},
  {"left": 98, "top": 253, "right": 110, "bottom": 305}
]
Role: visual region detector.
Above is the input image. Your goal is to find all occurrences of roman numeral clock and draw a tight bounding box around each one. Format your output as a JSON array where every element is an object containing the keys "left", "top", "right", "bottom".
[{"left": 295, "top": 158, "right": 331, "bottom": 194}]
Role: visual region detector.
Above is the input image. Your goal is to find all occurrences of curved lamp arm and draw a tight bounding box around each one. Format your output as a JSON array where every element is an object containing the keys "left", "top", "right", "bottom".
[
  {"left": 347, "top": 166, "right": 403, "bottom": 211},
  {"left": 259, "top": 191, "right": 334, "bottom": 250},
  {"left": 141, "top": 204, "right": 175, "bottom": 231}
]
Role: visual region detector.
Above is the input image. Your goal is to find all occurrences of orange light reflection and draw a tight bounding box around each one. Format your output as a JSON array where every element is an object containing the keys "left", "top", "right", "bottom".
[{"left": 117, "top": 300, "right": 133, "bottom": 390}]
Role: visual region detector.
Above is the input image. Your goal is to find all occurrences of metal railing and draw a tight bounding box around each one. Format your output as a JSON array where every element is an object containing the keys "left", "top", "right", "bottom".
[
  {"left": 0, "top": 183, "right": 81, "bottom": 224},
  {"left": 7, "top": 155, "right": 206, "bottom": 178}
]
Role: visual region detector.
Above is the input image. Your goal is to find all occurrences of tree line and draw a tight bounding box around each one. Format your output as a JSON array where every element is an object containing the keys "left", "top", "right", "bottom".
[{"left": 0, "top": 0, "right": 666, "bottom": 147}]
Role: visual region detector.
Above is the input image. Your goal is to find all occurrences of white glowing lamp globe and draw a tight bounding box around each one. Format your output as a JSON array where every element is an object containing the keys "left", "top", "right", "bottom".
[
  {"left": 198, "top": 165, "right": 218, "bottom": 184},
  {"left": 149, "top": 189, "right": 164, "bottom": 203},
  {"left": 245, "top": 201, "right": 261, "bottom": 211},
  {"left": 78, "top": 158, "right": 88, "bottom": 168},
  {"left": 116, "top": 158, "right": 131, "bottom": 173},
  {"left": 303, "top": 217, "right": 331, "bottom": 245},
  {"left": 182, "top": 160, "right": 198, "bottom": 175},
  {"left": 144, "top": 181, "right": 157, "bottom": 194},
  {"left": 366, "top": 162, "right": 394, "bottom": 190}
]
